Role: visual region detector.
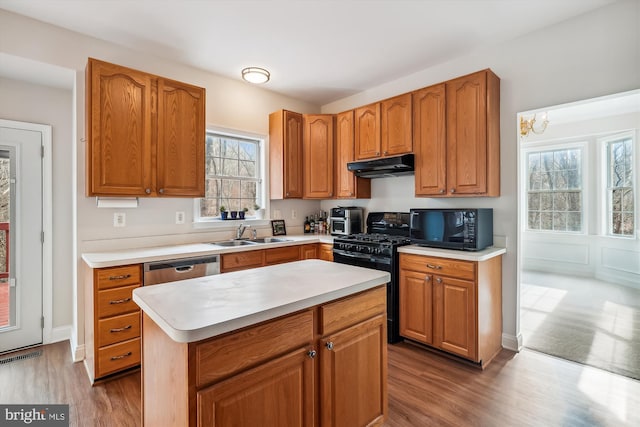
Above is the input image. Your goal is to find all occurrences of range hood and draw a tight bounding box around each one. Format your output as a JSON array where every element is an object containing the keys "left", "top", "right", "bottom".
[{"left": 347, "top": 153, "right": 414, "bottom": 178}]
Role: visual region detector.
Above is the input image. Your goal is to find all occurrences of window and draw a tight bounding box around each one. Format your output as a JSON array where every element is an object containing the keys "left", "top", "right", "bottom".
[
  {"left": 606, "top": 136, "right": 634, "bottom": 236},
  {"left": 197, "top": 131, "right": 262, "bottom": 220},
  {"left": 527, "top": 147, "right": 583, "bottom": 232}
]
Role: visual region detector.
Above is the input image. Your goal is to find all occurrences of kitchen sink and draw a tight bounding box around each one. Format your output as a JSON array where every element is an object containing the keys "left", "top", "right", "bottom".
[
  {"left": 250, "top": 237, "right": 292, "bottom": 243},
  {"left": 213, "top": 240, "right": 260, "bottom": 247}
]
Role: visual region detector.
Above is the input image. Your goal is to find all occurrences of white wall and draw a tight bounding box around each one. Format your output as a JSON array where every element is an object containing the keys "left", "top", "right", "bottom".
[
  {"left": 320, "top": 0, "right": 640, "bottom": 349},
  {"left": 521, "top": 112, "right": 640, "bottom": 289},
  {"left": 0, "top": 77, "right": 73, "bottom": 329}
]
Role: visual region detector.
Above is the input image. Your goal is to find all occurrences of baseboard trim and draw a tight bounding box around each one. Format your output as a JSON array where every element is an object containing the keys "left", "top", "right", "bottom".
[
  {"left": 72, "top": 343, "right": 85, "bottom": 363},
  {"left": 48, "top": 325, "right": 71, "bottom": 344},
  {"left": 502, "top": 333, "right": 522, "bottom": 352}
]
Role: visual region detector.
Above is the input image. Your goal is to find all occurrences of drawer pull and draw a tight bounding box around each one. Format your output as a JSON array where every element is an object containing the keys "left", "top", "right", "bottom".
[
  {"left": 110, "top": 325, "right": 132, "bottom": 333},
  {"left": 426, "top": 264, "right": 442, "bottom": 270},
  {"left": 109, "top": 297, "right": 131, "bottom": 305},
  {"left": 108, "top": 274, "right": 131, "bottom": 281},
  {"left": 110, "top": 352, "right": 132, "bottom": 361}
]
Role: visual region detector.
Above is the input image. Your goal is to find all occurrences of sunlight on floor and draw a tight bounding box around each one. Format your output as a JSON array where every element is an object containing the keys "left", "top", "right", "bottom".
[
  {"left": 598, "top": 301, "right": 634, "bottom": 340},
  {"left": 578, "top": 368, "right": 629, "bottom": 423},
  {"left": 520, "top": 284, "right": 567, "bottom": 334}
]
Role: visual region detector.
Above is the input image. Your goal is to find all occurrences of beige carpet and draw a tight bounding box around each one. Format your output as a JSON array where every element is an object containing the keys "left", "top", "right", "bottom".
[{"left": 521, "top": 271, "right": 640, "bottom": 380}]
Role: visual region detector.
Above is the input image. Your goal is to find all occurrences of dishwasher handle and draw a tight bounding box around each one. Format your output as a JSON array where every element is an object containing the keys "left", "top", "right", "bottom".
[
  {"left": 143, "top": 255, "right": 220, "bottom": 286},
  {"left": 175, "top": 265, "right": 195, "bottom": 273}
]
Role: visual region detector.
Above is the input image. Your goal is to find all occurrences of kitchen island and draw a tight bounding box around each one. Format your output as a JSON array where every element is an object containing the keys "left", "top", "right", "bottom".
[{"left": 133, "top": 259, "right": 390, "bottom": 427}]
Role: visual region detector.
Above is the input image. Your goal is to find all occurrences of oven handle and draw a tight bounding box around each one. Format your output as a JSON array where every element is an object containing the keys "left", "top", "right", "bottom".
[{"left": 333, "top": 249, "right": 392, "bottom": 265}]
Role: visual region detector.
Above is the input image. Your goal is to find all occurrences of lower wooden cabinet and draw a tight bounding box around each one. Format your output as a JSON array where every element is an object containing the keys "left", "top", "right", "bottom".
[
  {"left": 320, "top": 315, "right": 386, "bottom": 427},
  {"left": 84, "top": 263, "right": 142, "bottom": 382},
  {"left": 301, "top": 243, "right": 319, "bottom": 259},
  {"left": 399, "top": 252, "right": 502, "bottom": 367},
  {"left": 197, "top": 347, "right": 315, "bottom": 427},
  {"left": 141, "top": 286, "right": 387, "bottom": 427},
  {"left": 319, "top": 243, "right": 334, "bottom": 262}
]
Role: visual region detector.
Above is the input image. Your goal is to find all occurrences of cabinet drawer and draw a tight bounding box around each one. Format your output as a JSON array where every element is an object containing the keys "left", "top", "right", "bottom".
[
  {"left": 97, "top": 311, "right": 141, "bottom": 347},
  {"left": 96, "top": 264, "right": 142, "bottom": 290},
  {"left": 221, "top": 250, "right": 264, "bottom": 272},
  {"left": 265, "top": 246, "right": 300, "bottom": 265},
  {"left": 97, "top": 285, "right": 140, "bottom": 319},
  {"left": 400, "top": 253, "right": 475, "bottom": 281},
  {"left": 195, "top": 309, "right": 314, "bottom": 387},
  {"left": 96, "top": 338, "right": 140, "bottom": 378},
  {"left": 320, "top": 286, "right": 386, "bottom": 336}
]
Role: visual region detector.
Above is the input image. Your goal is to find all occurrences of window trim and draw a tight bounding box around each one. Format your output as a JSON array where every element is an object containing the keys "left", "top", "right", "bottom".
[
  {"left": 600, "top": 130, "right": 636, "bottom": 239},
  {"left": 521, "top": 141, "right": 588, "bottom": 236},
  {"left": 194, "top": 126, "right": 269, "bottom": 226}
]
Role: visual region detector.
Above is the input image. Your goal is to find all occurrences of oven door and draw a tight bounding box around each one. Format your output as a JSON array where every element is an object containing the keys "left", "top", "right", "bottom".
[
  {"left": 332, "top": 250, "right": 400, "bottom": 343},
  {"left": 330, "top": 218, "right": 349, "bottom": 235}
]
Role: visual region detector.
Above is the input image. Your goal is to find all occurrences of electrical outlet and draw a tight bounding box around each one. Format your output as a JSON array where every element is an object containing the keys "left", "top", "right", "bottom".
[
  {"left": 113, "top": 212, "right": 126, "bottom": 227},
  {"left": 273, "top": 209, "right": 282, "bottom": 219},
  {"left": 291, "top": 209, "right": 297, "bottom": 219},
  {"left": 176, "top": 211, "right": 185, "bottom": 224}
]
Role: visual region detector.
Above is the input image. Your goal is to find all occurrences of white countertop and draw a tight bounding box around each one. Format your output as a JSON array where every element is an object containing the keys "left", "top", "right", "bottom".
[
  {"left": 132, "top": 259, "right": 390, "bottom": 343},
  {"left": 398, "top": 245, "right": 506, "bottom": 261},
  {"left": 82, "top": 234, "right": 334, "bottom": 268}
]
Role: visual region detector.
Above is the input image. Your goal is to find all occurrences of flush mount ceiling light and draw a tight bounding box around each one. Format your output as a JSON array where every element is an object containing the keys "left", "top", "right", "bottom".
[{"left": 241, "top": 67, "right": 270, "bottom": 84}]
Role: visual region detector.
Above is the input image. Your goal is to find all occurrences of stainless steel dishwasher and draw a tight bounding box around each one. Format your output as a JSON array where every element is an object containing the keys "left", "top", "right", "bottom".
[{"left": 143, "top": 254, "right": 220, "bottom": 285}]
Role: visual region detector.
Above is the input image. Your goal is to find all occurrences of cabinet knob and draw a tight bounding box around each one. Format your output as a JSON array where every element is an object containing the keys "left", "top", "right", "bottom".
[
  {"left": 349, "top": 192, "right": 353, "bottom": 197},
  {"left": 307, "top": 350, "right": 317, "bottom": 359},
  {"left": 329, "top": 192, "right": 333, "bottom": 197},
  {"left": 425, "top": 276, "right": 431, "bottom": 282},
  {"left": 375, "top": 152, "right": 380, "bottom": 156},
  {"left": 286, "top": 192, "right": 290, "bottom": 197},
  {"left": 145, "top": 188, "right": 151, "bottom": 194},
  {"left": 450, "top": 188, "right": 456, "bottom": 193},
  {"left": 326, "top": 342, "right": 334, "bottom": 351},
  {"left": 439, "top": 189, "right": 445, "bottom": 194},
  {"left": 159, "top": 188, "right": 164, "bottom": 194},
  {"left": 436, "top": 277, "right": 443, "bottom": 284},
  {"left": 383, "top": 151, "right": 388, "bottom": 155}
]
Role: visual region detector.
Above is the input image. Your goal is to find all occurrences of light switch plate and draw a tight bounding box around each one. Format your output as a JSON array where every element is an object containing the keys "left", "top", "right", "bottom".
[
  {"left": 176, "top": 211, "right": 185, "bottom": 224},
  {"left": 113, "top": 212, "right": 126, "bottom": 227}
]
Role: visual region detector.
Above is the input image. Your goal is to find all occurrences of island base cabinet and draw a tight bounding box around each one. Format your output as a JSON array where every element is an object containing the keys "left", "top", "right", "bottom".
[
  {"left": 320, "top": 315, "right": 387, "bottom": 427},
  {"left": 197, "top": 347, "right": 314, "bottom": 427}
]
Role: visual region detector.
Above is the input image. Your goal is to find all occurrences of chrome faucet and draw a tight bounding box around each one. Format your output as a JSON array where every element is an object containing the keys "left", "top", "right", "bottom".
[{"left": 236, "top": 223, "right": 250, "bottom": 239}]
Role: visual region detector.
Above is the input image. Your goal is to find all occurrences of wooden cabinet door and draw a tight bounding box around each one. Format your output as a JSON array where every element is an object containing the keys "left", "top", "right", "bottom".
[
  {"left": 300, "top": 244, "right": 318, "bottom": 259},
  {"left": 156, "top": 78, "right": 205, "bottom": 197},
  {"left": 399, "top": 269, "right": 433, "bottom": 345},
  {"left": 197, "top": 347, "right": 315, "bottom": 427},
  {"left": 87, "top": 59, "right": 153, "bottom": 196},
  {"left": 380, "top": 93, "right": 412, "bottom": 157},
  {"left": 269, "top": 110, "right": 303, "bottom": 199},
  {"left": 265, "top": 246, "right": 300, "bottom": 265},
  {"left": 303, "top": 114, "right": 334, "bottom": 199},
  {"left": 434, "top": 276, "right": 477, "bottom": 360},
  {"left": 318, "top": 244, "right": 334, "bottom": 262},
  {"left": 354, "top": 103, "right": 381, "bottom": 160},
  {"left": 445, "top": 71, "right": 487, "bottom": 195},
  {"left": 335, "top": 110, "right": 371, "bottom": 199},
  {"left": 413, "top": 84, "right": 446, "bottom": 196},
  {"left": 320, "top": 314, "right": 387, "bottom": 427}
]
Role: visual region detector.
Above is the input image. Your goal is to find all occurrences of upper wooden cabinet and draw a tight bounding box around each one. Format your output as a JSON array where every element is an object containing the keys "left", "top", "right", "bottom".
[
  {"left": 86, "top": 58, "right": 205, "bottom": 197},
  {"left": 270, "top": 110, "right": 303, "bottom": 199},
  {"left": 414, "top": 69, "right": 500, "bottom": 197},
  {"left": 355, "top": 93, "right": 412, "bottom": 160},
  {"left": 303, "top": 114, "right": 334, "bottom": 199},
  {"left": 335, "top": 110, "right": 371, "bottom": 199}
]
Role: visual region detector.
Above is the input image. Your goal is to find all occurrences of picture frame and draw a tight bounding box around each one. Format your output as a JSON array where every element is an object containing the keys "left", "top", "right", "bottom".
[{"left": 271, "top": 219, "right": 287, "bottom": 236}]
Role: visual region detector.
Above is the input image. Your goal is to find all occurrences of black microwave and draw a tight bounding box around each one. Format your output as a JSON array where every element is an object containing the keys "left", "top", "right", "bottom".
[{"left": 409, "top": 208, "right": 493, "bottom": 251}]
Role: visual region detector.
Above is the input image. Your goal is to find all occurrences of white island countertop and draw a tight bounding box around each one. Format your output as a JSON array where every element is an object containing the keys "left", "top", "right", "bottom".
[{"left": 132, "top": 259, "right": 390, "bottom": 343}]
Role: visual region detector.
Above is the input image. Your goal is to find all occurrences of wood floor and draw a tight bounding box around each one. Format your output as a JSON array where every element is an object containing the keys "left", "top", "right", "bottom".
[{"left": 1, "top": 340, "right": 639, "bottom": 426}]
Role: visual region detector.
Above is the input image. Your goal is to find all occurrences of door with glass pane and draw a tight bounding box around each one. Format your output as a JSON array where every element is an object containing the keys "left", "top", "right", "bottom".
[{"left": 0, "top": 124, "right": 43, "bottom": 353}]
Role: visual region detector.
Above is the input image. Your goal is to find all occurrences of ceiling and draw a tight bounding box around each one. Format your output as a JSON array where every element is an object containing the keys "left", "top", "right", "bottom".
[{"left": 0, "top": 0, "right": 617, "bottom": 105}]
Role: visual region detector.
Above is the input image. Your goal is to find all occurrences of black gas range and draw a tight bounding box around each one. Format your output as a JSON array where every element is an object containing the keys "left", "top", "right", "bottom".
[{"left": 333, "top": 212, "right": 412, "bottom": 343}]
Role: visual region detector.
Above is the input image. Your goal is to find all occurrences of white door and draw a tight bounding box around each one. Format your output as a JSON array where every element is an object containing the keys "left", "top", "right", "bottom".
[{"left": 0, "top": 125, "right": 43, "bottom": 353}]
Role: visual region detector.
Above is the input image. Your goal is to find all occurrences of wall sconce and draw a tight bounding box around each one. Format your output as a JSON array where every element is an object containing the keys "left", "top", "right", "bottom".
[
  {"left": 520, "top": 113, "right": 549, "bottom": 137},
  {"left": 241, "top": 67, "right": 270, "bottom": 84}
]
